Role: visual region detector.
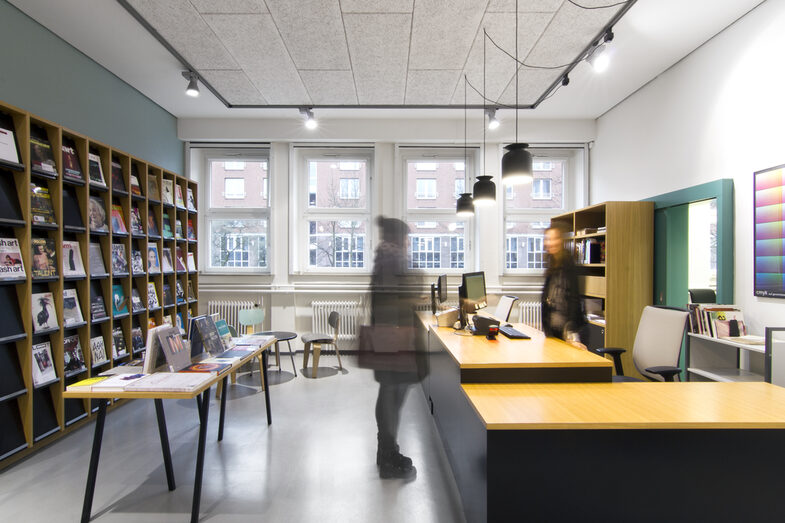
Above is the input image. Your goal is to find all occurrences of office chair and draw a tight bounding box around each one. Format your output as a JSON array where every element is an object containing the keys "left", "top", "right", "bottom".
[
  {"left": 494, "top": 295, "right": 519, "bottom": 322},
  {"left": 688, "top": 288, "right": 716, "bottom": 304},
  {"left": 301, "top": 311, "right": 343, "bottom": 378},
  {"left": 595, "top": 305, "right": 689, "bottom": 382}
]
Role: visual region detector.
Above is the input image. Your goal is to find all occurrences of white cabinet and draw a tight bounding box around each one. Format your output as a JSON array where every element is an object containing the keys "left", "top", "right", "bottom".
[{"left": 686, "top": 333, "right": 765, "bottom": 382}]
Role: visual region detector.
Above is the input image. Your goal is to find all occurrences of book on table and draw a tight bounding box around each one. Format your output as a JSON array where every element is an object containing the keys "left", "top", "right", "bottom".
[
  {"left": 111, "top": 243, "right": 128, "bottom": 274},
  {"left": 62, "top": 240, "right": 86, "bottom": 277},
  {"left": 156, "top": 325, "right": 191, "bottom": 372},
  {"left": 62, "top": 288, "right": 84, "bottom": 326},
  {"left": 110, "top": 158, "right": 125, "bottom": 192},
  {"left": 180, "top": 361, "right": 232, "bottom": 374},
  {"left": 89, "top": 242, "right": 107, "bottom": 275},
  {"left": 88, "top": 152, "right": 106, "bottom": 188},
  {"left": 31, "top": 237, "right": 57, "bottom": 278},
  {"left": 61, "top": 137, "right": 83, "bottom": 183},
  {"left": 88, "top": 196, "right": 108, "bottom": 232},
  {"left": 214, "top": 319, "right": 235, "bottom": 349},
  {"left": 32, "top": 341, "right": 57, "bottom": 386},
  {"left": 0, "top": 237, "right": 26, "bottom": 280},
  {"left": 63, "top": 334, "right": 87, "bottom": 375},
  {"left": 90, "top": 336, "right": 108, "bottom": 366},
  {"left": 31, "top": 183, "right": 56, "bottom": 225},
  {"left": 189, "top": 314, "right": 226, "bottom": 356},
  {"left": 32, "top": 291, "right": 58, "bottom": 333},
  {"left": 67, "top": 376, "right": 110, "bottom": 391},
  {"left": 29, "top": 127, "right": 57, "bottom": 177},
  {"left": 125, "top": 372, "right": 214, "bottom": 393},
  {"left": 110, "top": 204, "right": 127, "bottom": 234},
  {"left": 89, "top": 372, "right": 147, "bottom": 391}
]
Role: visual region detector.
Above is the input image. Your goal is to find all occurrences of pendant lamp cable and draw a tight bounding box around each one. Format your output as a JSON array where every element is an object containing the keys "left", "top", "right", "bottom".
[
  {"left": 515, "top": 0, "right": 519, "bottom": 144},
  {"left": 464, "top": 74, "right": 468, "bottom": 187},
  {"left": 483, "top": 35, "right": 486, "bottom": 177}
]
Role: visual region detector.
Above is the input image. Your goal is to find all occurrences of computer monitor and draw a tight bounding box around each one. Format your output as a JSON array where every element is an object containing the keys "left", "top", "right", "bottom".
[
  {"left": 437, "top": 274, "right": 447, "bottom": 303},
  {"left": 462, "top": 272, "right": 487, "bottom": 312}
]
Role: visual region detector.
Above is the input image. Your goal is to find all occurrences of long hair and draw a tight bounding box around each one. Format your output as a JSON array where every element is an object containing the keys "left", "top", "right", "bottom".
[{"left": 545, "top": 224, "right": 568, "bottom": 274}]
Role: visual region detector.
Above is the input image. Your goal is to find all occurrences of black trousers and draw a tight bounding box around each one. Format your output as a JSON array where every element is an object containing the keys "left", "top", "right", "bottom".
[{"left": 374, "top": 370, "right": 417, "bottom": 452}]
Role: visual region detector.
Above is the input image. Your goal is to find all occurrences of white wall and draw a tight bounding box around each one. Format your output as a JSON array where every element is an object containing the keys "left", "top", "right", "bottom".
[{"left": 591, "top": 0, "right": 785, "bottom": 333}]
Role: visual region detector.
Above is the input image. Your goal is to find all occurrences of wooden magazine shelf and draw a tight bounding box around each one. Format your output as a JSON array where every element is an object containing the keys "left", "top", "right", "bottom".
[{"left": 0, "top": 99, "right": 199, "bottom": 469}]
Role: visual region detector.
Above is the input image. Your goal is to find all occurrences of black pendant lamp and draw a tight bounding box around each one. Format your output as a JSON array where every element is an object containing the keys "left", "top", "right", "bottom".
[
  {"left": 456, "top": 75, "right": 475, "bottom": 217},
  {"left": 472, "top": 175, "right": 496, "bottom": 206},
  {"left": 501, "top": 0, "right": 533, "bottom": 186},
  {"left": 456, "top": 193, "right": 475, "bottom": 216}
]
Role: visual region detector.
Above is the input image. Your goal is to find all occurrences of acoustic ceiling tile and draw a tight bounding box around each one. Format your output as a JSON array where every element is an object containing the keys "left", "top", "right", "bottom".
[
  {"left": 487, "top": 0, "right": 564, "bottom": 12},
  {"left": 198, "top": 70, "right": 268, "bottom": 105},
  {"left": 300, "top": 70, "right": 358, "bottom": 105},
  {"left": 408, "top": 0, "right": 487, "bottom": 70},
  {"left": 405, "top": 70, "right": 462, "bottom": 105},
  {"left": 497, "top": 67, "right": 563, "bottom": 106},
  {"left": 344, "top": 13, "right": 411, "bottom": 104},
  {"left": 189, "top": 0, "right": 267, "bottom": 14},
  {"left": 340, "top": 0, "right": 414, "bottom": 13},
  {"left": 126, "top": 0, "right": 238, "bottom": 69},
  {"left": 203, "top": 14, "right": 310, "bottom": 104},
  {"left": 264, "top": 0, "right": 350, "bottom": 70}
]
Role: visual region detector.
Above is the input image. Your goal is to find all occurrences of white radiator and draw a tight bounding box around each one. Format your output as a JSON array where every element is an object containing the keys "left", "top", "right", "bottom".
[
  {"left": 518, "top": 301, "right": 542, "bottom": 330},
  {"left": 312, "top": 300, "right": 361, "bottom": 341},
  {"left": 207, "top": 299, "right": 257, "bottom": 334}
]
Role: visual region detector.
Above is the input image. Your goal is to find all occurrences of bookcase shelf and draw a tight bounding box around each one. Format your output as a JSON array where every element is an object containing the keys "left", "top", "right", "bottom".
[{"left": 0, "top": 99, "right": 199, "bottom": 469}]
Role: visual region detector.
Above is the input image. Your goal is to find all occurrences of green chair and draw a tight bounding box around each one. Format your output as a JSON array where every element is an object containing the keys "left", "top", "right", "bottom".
[{"left": 238, "top": 307, "right": 264, "bottom": 335}]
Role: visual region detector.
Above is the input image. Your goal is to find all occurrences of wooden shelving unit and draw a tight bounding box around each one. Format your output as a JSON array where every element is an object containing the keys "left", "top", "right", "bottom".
[
  {"left": 552, "top": 201, "right": 653, "bottom": 380},
  {"left": 0, "top": 100, "right": 197, "bottom": 469}
]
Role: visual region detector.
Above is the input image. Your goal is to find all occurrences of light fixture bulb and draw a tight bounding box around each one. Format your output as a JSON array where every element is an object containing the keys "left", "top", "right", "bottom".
[
  {"left": 587, "top": 43, "right": 610, "bottom": 73},
  {"left": 305, "top": 117, "right": 318, "bottom": 130},
  {"left": 300, "top": 107, "right": 317, "bottom": 130},
  {"left": 184, "top": 72, "right": 199, "bottom": 97},
  {"left": 486, "top": 108, "right": 500, "bottom": 130}
]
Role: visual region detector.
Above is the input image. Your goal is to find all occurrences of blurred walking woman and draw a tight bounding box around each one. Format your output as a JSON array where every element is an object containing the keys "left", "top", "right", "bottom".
[{"left": 541, "top": 225, "right": 586, "bottom": 349}]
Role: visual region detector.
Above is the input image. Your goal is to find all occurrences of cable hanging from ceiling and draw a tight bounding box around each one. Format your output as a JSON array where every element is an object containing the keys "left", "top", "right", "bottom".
[{"left": 566, "top": 0, "right": 630, "bottom": 10}]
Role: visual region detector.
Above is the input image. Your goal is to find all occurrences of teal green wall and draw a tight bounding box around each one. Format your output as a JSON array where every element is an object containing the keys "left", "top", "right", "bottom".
[{"left": 0, "top": 0, "right": 182, "bottom": 174}]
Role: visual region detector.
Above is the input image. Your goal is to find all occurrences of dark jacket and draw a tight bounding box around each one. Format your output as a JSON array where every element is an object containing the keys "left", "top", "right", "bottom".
[{"left": 541, "top": 254, "right": 586, "bottom": 340}]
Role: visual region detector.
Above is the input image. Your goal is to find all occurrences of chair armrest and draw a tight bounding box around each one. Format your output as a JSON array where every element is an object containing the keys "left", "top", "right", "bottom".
[
  {"left": 594, "top": 347, "right": 626, "bottom": 376},
  {"left": 645, "top": 365, "right": 682, "bottom": 382}
]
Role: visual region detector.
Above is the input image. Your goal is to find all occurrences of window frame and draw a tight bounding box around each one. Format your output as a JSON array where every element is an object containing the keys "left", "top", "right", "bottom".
[
  {"left": 400, "top": 146, "right": 478, "bottom": 275},
  {"left": 203, "top": 149, "right": 271, "bottom": 274},
  {"left": 293, "top": 146, "right": 374, "bottom": 274}
]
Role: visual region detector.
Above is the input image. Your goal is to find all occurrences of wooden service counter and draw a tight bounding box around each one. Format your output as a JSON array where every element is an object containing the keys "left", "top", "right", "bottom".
[{"left": 459, "top": 382, "right": 785, "bottom": 522}]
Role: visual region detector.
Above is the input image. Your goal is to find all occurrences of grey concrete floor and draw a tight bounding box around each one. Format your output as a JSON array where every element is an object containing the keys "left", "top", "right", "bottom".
[{"left": 0, "top": 355, "right": 466, "bottom": 523}]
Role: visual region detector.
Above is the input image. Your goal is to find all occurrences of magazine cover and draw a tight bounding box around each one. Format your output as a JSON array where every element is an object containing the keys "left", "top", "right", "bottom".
[
  {"left": 162, "top": 215, "right": 173, "bottom": 239},
  {"left": 130, "top": 207, "right": 144, "bottom": 235},
  {"left": 0, "top": 114, "right": 20, "bottom": 166},
  {"left": 129, "top": 174, "right": 143, "bottom": 197},
  {"left": 175, "top": 247, "right": 186, "bottom": 272},
  {"left": 131, "top": 327, "right": 144, "bottom": 353},
  {"left": 112, "top": 284, "right": 128, "bottom": 315},
  {"left": 63, "top": 334, "right": 87, "bottom": 375},
  {"left": 30, "top": 132, "right": 57, "bottom": 176},
  {"left": 187, "top": 219, "right": 196, "bottom": 240},
  {"left": 176, "top": 312, "right": 185, "bottom": 334},
  {"left": 187, "top": 252, "right": 196, "bottom": 272},
  {"left": 187, "top": 187, "right": 197, "bottom": 212},
  {"left": 130, "top": 249, "right": 145, "bottom": 274},
  {"left": 112, "top": 326, "right": 128, "bottom": 359},
  {"left": 31, "top": 237, "right": 57, "bottom": 278},
  {"left": 163, "top": 283, "right": 174, "bottom": 306},
  {"left": 88, "top": 152, "right": 106, "bottom": 187},
  {"left": 157, "top": 326, "right": 190, "bottom": 371},
  {"left": 175, "top": 219, "right": 183, "bottom": 239},
  {"left": 147, "top": 174, "right": 161, "bottom": 201},
  {"left": 175, "top": 184, "right": 185, "bottom": 208},
  {"left": 61, "top": 137, "right": 83, "bottom": 182},
  {"left": 0, "top": 237, "right": 26, "bottom": 280},
  {"left": 90, "top": 336, "right": 108, "bottom": 366},
  {"left": 31, "top": 183, "right": 56, "bottom": 225},
  {"left": 148, "top": 214, "right": 159, "bottom": 236},
  {"left": 110, "top": 204, "right": 128, "bottom": 234},
  {"left": 131, "top": 287, "right": 144, "bottom": 312},
  {"left": 147, "top": 245, "right": 161, "bottom": 273},
  {"left": 88, "top": 242, "right": 106, "bottom": 275},
  {"left": 62, "top": 240, "right": 86, "bottom": 277},
  {"left": 88, "top": 196, "right": 108, "bottom": 232},
  {"left": 32, "top": 291, "right": 58, "bottom": 333},
  {"left": 161, "top": 179, "right": 174, "bottom": 205},
  {"left": 91, "top": 293, "right": 106, "bottom": 320},
  {"left": 111, "top": 243, "right": 128, "bottom": 274},
  {"left": 147, "top": 282, "right": 160, "bottom": 309},
  {"left": 161, "top": 248, "right": 174, "bottom": 273},
  {"left": 32, "top": 341, "right": 57, "bottom": 386},
  {"left": 110, "top": 159, "right": 126, "bottom": 192},
  {"left": 62, "top": 288, "right": 84, "bottom": 326},
  {"left": 187, "top": 281, "right": 196, "bottom": 301}
]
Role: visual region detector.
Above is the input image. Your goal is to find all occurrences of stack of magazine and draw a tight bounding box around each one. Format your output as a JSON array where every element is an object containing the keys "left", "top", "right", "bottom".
[{"left": 687, "top": 303, "right": 762, "bottom": 343}]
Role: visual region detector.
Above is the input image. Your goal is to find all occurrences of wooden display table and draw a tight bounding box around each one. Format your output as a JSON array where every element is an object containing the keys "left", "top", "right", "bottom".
[{"left": 64, "top": 337, "right": 274, "bottom": 523}]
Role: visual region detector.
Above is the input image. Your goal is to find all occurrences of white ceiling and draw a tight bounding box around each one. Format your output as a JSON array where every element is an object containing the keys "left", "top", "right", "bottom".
[{"left": 9, "top": 0, "right": 765, "bottom": 120}]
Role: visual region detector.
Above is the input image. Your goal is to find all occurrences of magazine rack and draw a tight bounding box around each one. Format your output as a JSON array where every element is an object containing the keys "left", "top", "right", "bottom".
[{"left": 0, "top": 99, "right": 199, "bottom": 468}]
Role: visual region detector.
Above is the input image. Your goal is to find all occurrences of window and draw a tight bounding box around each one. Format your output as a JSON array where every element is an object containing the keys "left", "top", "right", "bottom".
[
  {"left": 224, "top": 178, "right": 245, "bottom": 199},
  {"left": 532, "top": 178, "right": 552, "bottom": 199},
  {"left": 416, "top": 179, "right": 437, "bottom": 199},
  {"left": 205, "top": 153, "right": 270, "bottom": 272},
  {"left": 506, "top": 185, "right": 514, "bottom": 200},
  {"left": 506, "top": 236, "right": 518, "bottom": 268},
  {"left": 339, "top": 178, "right": 360, "bottom": 199},
  {"left": 296, "top": 148, "right": 372, "bottom": 271},
  {"left": 504, "top": 232, "right": 545, "bottom": 269},
  {"left": 403, "top": 148, "right": 476, "bottom": 272},
  {"left": 527, "top": 236, "right": 545, "bottom": 268},
  {"left": 533, "top": 161, "right": 552, "bottom": 171}
]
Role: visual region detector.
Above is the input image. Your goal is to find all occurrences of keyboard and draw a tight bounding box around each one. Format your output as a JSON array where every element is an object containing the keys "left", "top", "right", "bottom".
[{"left": 498, "top": 325, "right": 530, "bottom": 339}]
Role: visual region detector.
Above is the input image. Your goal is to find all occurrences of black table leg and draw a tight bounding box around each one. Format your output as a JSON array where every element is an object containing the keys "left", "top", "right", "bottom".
[
  {"left": 191, "top": 387, "right": 211, "bottom": 523},
  {"left": 81, "top": 400, "right": 107, "bottom": 523},
  {"left": 218, "top": 376, "right": 228, "bottom": 442},
  {"left": 196, "top": 394, "right": 203, "bottom": 423},
  {"left": 263, "top": 349, "right": 272, "bottom": 425},
  {"left": 154, "top": 399, "right": 176, "bottom": 491}
]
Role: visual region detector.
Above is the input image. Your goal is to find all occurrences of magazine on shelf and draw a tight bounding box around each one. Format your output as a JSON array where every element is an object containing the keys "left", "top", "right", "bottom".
[
  {"left": 161, "top": 248, "right": 174, "bottom": 273},
  {"left": 162, "top": 315, "right": 173, "bottom": 327},
  {"left": 175, "top": 247, "right": 186, "bottom": 272},
  {"left": 187, "top": 281, "right": 196, "bottom": 301},
  {"left": 148, "top": 317, "right": 157, "bottom": 329},
  {"left": 32, "top": 291, "right": 57, "bottom": 333},
  {"left": 89, "top": 242, "right": 107, "bottom": 275},
  {"left": 110, "top": 204, "right": 127, "bottom": 234},
  {"left": 0, "top": 114, "right": 20, "bottom": 166},
  {"left": 31, "top": 237, "right": 57, "bottom": 278},
  {"left": 161, "top": 179, "right": 174, "bottom": 205},
  {"left": 176, "top": 312, "right": 185, "bottom": 334},
  {"left": 88, "top": 196, "right": 108, "bottom": 232},
  {"left": 29, "top": 131, "right": 57, "bottom": 176},
  {"left": 62, "top": 288, "right": 84, "bottom": 326},
  {"left": 90, "top": 336, "right": 108, "bottom": 366},
  {"left": 30, "top": 183, "right": 56, "bottom": 225},
  {"left": 175, "top": 280, "right": 185, "bottom": 303},
  {"left": 111, "top": 243, "right": 128, "bottom": 274},
  {"left": 63, "top": 334, "right": 87, "bottom": 375},
  {"left": 130, "top": 287, "right": 144, "bottom": 312},
  {"left": 175, "top": 219, "right": 183, "bottom": 239},
  {"left": 62, "top": 240, "right": 86, "bottom": 277},
  {"left": 129, "top": 173, "right": 143, "bottom": 197},
  {"left": 32, "top": 341, "right": 57, "bottom": 386},
  {"left": 187, "top": 187, "right": 197, "bottom": 212},
  {"left": 162, "top": 216, "right": 173, "bottom": 239},
  {"left": 187, "top": 219, "right": 196, "bottom": 240},
  {"left": 130, "top": 207, "right": 144, "bottom": 235},
  {"left": 88, "top": 152, "right": 106, "bottom": 187},
  {"left": 163, "top": 283, "right": 174, "bottom": 306},
  {"left": 91, "top": 292, "right": 107, "bottom": 321},
  {"left": 187, "top": 252, "right": 196, "bottom": 272},
  {"left": 131, "top": 326, "right": 144, "bottom": 352},
  {"left": 175, "top": 184, "right": 185, "bottom": 208},
  {"left": 111, "top": 284, "right": 129, "bottom": 315},
  {"left": 147, "top": 282, "right": 160, "bottom": 309},
  {"left": 147, "top": 175, "right": 160, "bottom": 201},
  {"left": 112, "top": 326, "right": 128, "bottom": 359},
  {"left": 147, "top": 244, "right": 161, "bottom": 273},
  {"left": 130, "top": 249, "right": 145, "bottom": 274},
  {"left": 147, "top": 214, "right": 159, "bottom": 236},
  {"left": 110, "top": 159, "right": 125, "bottom": 192},
  {"left": 0, "top": 237, "right": 26, "bottom": 280},
  {"left": 61, "top": 137, "right": 83, "bottom": 182}
]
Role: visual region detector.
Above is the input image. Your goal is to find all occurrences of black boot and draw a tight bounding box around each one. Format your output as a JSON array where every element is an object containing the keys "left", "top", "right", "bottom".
[
  {"left": 376, "top": 444, "right": 412, "bottom": 467},
  {"left": 378, "top": 449, "right": 416, "bottom": 479}
]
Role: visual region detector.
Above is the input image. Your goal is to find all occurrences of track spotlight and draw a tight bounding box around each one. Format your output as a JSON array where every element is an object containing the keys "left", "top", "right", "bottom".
[
  {"left": 486, "top": 107, "right": 500, "bottom": 130},
  {"left": 182, "top": 71, "right": 199, "bottom": 97},
  {"left": 587, "top": 29, "right": 614, "bottom": 74},
  {"left": 300, "top": 107, "right": 317, "bottom": 129}
]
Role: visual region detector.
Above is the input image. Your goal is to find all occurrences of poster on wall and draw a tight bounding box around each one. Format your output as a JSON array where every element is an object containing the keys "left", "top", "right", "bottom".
[{"left": 754, "top": 164, "right": 785, "bottom": 298}]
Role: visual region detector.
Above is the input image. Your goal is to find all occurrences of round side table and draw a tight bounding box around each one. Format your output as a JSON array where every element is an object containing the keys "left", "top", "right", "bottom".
[{"left": 254, "top": 331, "right": 298, "bottom": 377}]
